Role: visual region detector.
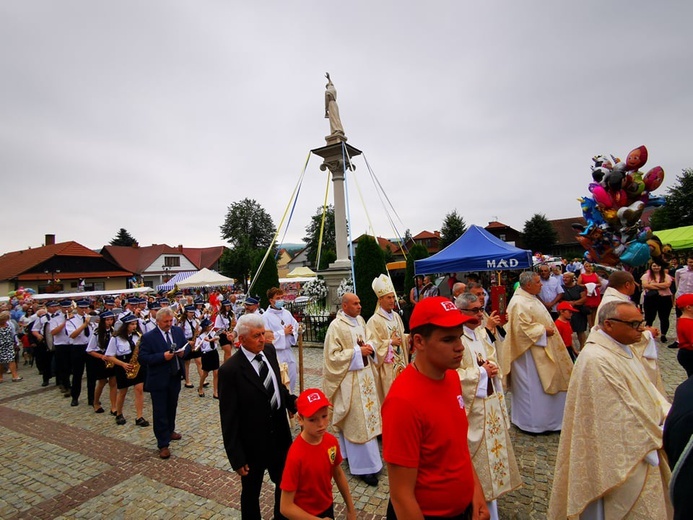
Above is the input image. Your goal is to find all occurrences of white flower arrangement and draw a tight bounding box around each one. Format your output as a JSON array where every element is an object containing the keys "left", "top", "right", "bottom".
[
  {"left": 301, "top": 277, "right": 328, "bottom": 300},
  {"left": 337, "top": 277, "right": 354, "bottom": 298}
]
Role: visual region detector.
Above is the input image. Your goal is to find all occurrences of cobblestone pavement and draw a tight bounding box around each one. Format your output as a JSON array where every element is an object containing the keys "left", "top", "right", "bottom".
[{"left": 0, "top": 327, "right": 687, "bottom": 519}]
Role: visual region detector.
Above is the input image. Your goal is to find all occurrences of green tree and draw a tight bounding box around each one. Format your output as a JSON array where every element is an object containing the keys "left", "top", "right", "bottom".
[
  {"left": 439, "top": 210, "right": 467, "bottom": 250},
  {"left": 649, "top": 168, "right": 693, "bottom": 231},
  {"left": 219, "top": 238, "right": 254, "bottom": 289},
  {"left": 303, "top": 205, "right": 340, "bottom": 268},
  {"left": 353, "top": 235, "right": 387, "bottom": 320},
  {"left": 404, "top": 244, "right": 430, "bottom": 298},
  {"left": 521, "top": 213, "right": 558, "bottom": 254},
  {"left": 109, "top": 228, "right": 138, "bottom": 247},
  {"left": 319, "top": 249, "right": 337, "bottom": 270},
  {"left": 220, "top": 198, "right": 276, "bottom": 249},
  {"left": 249, "top": 249, "right": 280, "bottom": 308}
]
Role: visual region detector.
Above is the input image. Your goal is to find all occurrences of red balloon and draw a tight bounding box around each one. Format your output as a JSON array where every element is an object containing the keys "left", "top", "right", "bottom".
[
  {"left": 626, "top": 145, "right": 648, "bottom": 171},
  {"left": 643, "top": 166, "right": 665, "bottom": 192}
]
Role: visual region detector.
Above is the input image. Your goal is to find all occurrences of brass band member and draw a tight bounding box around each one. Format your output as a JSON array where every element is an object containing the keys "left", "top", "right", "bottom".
[
  {"left": 86, "top": 310, "right": 117, "bottom": 415},
  {"left": 104, "top": 314, "right": 148, "bottom": 427},
  {"left": 215, "top": 299, "right": 236, "bottom": 362}
]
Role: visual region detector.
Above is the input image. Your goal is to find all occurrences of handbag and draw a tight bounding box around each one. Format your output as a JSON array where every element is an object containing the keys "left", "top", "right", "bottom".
[{"left": 645, "top": 289, "right": 659, "bottom": 298}]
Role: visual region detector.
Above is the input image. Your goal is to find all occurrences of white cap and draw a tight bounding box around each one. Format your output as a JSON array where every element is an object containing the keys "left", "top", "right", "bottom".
[{"left": 372, "top": 274, "right": 395, "bottom": 298}]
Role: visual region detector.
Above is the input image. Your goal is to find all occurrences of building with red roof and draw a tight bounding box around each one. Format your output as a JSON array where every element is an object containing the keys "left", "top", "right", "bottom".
[
  {"left": 0, "top": 235, "right": 132, "bottom": 295},
  {"left": 100, "top": 244, "right": 226, "bottom": 288}
]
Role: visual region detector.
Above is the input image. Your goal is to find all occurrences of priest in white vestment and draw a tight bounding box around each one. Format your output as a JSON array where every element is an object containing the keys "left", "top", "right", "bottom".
[
  {"left": 595, "top": 270, "right": 666, "bottom": 395},
  {"left": 548, "top": 300, "right": 672, "bottom": 519},
  {"left": 323, "top": 292, "right": 383, "bottom": 486},
  {"left": 456, "top": 292, "right": 522, "bottom": 520},
  {"left": 502, "top": 271, "right": 573, "bottom": 433},
  {"left": 366, "top": 274, "right": 409, "bottom": 403}
]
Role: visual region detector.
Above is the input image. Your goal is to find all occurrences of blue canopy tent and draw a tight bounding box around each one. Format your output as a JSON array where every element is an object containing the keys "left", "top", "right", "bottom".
[{"left": 415, "top": 225, "right": 533, "bottom": 274}]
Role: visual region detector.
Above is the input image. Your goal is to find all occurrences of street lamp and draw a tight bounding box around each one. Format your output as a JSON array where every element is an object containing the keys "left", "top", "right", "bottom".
[{"left": 162, "top": 265, "right": 171, "bottom": 283}]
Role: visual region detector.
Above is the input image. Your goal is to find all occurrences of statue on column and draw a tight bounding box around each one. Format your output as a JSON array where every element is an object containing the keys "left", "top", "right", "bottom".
[{"left": 325, "top": 73, "right": 346, "bottom": 142}]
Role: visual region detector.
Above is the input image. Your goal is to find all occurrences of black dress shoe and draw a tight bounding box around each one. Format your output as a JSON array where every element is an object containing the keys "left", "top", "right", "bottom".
[
  {"left": 115, "top": 414, "right": 126, "bottom": 425},
  {"left": 135, "top": 417, "right": 150, "bottom": 427},
  {"left": 360, "top": 473, "right": 378, "bottom": 486},
  {"left": 70, "top": 399, "right": 79, "bottom": 407},
  {"left": 41, "top": 381, "right": 49, "bottom": 387},
  {"left": 668, "top": 341, "right": 679, "bottom": 349}
]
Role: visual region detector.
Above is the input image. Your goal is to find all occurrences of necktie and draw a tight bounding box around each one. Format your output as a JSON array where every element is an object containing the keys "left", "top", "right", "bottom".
[
  {"left": 83, "top": 316, "right": 90, "bottom": 337},
  {"left": 254, "top": 354, "right": 278, "bottom": 410}
]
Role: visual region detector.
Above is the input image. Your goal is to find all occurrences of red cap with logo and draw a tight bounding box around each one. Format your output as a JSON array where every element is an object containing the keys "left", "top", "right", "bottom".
[
  {"left": 676, "top": 293, "right": 693, "bottom": 309},
  {"left": 297, "top": 388, "right": 332, "bottom": 417},
  {"left": 557, "top": 301, "right": 579, "bottom": 312},
  {"left": 409, "top": 296, "right": 478, "bottom": 330}
]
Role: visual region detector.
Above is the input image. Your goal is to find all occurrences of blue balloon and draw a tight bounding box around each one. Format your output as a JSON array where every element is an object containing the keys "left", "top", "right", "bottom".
[{"left": 619, "top": 242, "right": 651, "bottom": 267}]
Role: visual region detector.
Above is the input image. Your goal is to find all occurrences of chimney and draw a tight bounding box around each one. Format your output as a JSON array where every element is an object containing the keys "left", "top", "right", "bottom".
[
  {"left": 178, "top": 244, "right": 183, "bottom": 251},
  {"left": 45, "top": 234, "right": 55, "bottom": 246}
]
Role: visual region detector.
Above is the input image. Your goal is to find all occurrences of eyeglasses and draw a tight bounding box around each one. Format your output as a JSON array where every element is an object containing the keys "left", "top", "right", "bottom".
[
  {"left": 463, "top": 307, "right": 484, "bottom": 314},
  {"left": 606, "top": 318, "right": 646, "bottom": 330}
]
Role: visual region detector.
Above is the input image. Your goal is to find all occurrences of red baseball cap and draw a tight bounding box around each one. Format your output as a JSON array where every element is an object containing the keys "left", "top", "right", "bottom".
[
  {"left": 297, "top": 388, "right": 331, "bottom": 417},
  {"left": 410, "top": 296, "right": 477, "bottom": 330},
  {"left": 676, "top": 293, "right": 693, "bottom": 309},
  {"left": 557, "top": 301, "right": 579, "bottom": 312}
]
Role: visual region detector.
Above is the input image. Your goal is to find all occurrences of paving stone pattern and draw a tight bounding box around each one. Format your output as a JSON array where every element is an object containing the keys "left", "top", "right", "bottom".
[{"left": 0, "top": 321, "right": 686, "bottom": 519}]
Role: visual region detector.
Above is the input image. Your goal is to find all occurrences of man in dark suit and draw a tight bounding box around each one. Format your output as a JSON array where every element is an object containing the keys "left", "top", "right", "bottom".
[
  {"left": 139, "top": 307, "right": 190, "bottom": 459},
  {"left": 219, "top": 313, "right": 297, "bottom": 520}
]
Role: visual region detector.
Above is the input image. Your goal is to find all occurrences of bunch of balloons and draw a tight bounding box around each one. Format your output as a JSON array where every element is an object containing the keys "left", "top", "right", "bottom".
[
  {"left": 7, "top": 287, "right": 36, "bottom": 299},
  {"left": 573, "top": 145, "right": 667, "bottom": 267}
]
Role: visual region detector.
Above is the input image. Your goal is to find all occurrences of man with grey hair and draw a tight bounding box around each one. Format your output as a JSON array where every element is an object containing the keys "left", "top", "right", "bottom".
[
  {"left": 139, "top": 306, "right": 190, "bottom": 459},
  {"left": 502, "top": 271, "right": 573, "bottom": 433},
  {"left": 549, "top": 300, "right": 672, "bottom": 519},
  {"left": 596, "top": 270, "right": 664, "bottom": 394},
  {"left": 219, "top": 313, "right": 296, "bottom": 520},
  {"left": 323, "top": 292, "right": 382, "bottom": 486},
  {"left": 452, "top": 281, "right": 467, "bottom": 299},
  {"left": 455, "top": 292, "right": 522, "bottom": 519}
]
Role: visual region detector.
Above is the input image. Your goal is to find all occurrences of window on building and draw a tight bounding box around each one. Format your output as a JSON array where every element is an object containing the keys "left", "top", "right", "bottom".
[
  {"left": 164, "top": 256, "right": 180, "bottom": 267},
  {"left": 500, "top": 234, "right": 506, "bottom": 241}
]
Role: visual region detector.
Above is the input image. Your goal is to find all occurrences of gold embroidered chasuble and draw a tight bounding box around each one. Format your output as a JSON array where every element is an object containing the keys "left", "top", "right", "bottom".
[
  {"left": 323, "top": 311, "right": 381, "bottom": 444},
  {"left": 366, "top": 306, "right": 409, "bottom": 403},
  {"left": 458, "top": 327, "right": 522, "bottom": 501},
  {"left": 502, "top": 287, "right": 573, "bottom": 394},
  {"left": 548, "top": 330, "right": 672, "bottom": 519}
]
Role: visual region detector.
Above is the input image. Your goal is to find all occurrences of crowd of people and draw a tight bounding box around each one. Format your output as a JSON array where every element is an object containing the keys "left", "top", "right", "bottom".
[{"left": 2, "top": 254, "right": 693, "bottom": 519}]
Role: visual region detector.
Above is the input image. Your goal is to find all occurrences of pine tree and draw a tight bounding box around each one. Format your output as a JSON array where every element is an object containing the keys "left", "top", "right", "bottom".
[
  {"left": 353, "top": 235, "right": 387, "bottom": 320},
  {"left": 521, "top": 214, "right": 558, "bottom": 254},
  {"left": 649, "top": 168, "right": 693, "bottom": 231},
  {"left": 250, "top": 249, "right": 280, "bottom": 308},
  {"left": 109, "top": 228, "right": 138, "bottom": 247},
  {"left": 439, "top": 210, "right": 467, "bottom": 250}
]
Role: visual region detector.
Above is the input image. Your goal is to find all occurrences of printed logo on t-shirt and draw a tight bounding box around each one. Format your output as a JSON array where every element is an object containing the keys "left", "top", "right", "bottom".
[
  {"left": 457, "top": 395, "right": 465, "bottom": 409},
  {"left": 328, "top": 446, "right": 337, "bottom": 464}
]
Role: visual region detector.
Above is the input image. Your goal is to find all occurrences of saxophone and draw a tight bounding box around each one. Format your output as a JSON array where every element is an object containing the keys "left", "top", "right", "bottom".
[
  {"left": 104, "top": 330, "right": 114, "bottom": 369},
  {"left": 125, "top": 331, "right": 142, "bottom": 379}
]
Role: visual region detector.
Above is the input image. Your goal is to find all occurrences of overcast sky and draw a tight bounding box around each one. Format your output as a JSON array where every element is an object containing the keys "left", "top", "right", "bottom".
[{"left": 2, "top": 1, "right": 691, "bottom": 255}]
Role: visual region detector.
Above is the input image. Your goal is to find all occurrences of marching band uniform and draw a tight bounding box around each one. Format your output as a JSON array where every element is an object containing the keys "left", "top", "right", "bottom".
[
  {"left": 51, "top": 301, "right": 73, "bottom": 394},
  {"left": 65, "top": 300, "right": 93, "bottom": 406}
]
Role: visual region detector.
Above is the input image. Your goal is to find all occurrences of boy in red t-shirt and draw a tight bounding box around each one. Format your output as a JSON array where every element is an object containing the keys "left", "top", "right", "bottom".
[
  {"left": 555, "top": 301, "right": 579, "bottom": 362},
  {"left": 382, "top": 296, "right": 489, "bottom": 520},
  {"left": 280, "top": 388, "right": 356, "bottom": 520}
]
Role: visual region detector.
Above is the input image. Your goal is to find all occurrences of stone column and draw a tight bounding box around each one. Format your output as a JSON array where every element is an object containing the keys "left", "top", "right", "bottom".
[{"left": 311, "top": 142, "right": 363, "bottom": 309}]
